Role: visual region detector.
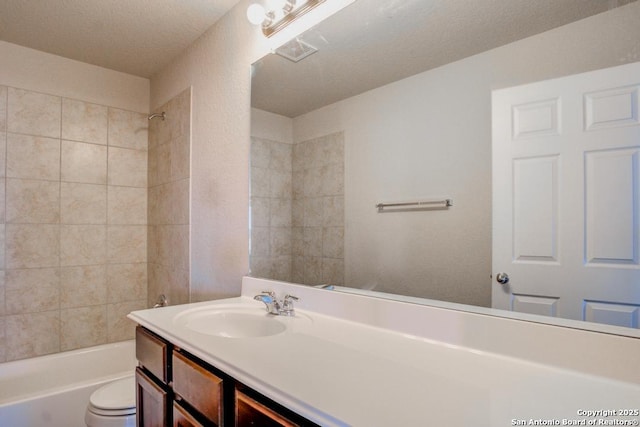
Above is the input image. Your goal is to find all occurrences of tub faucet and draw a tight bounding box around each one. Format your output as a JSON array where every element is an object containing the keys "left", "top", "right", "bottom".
[
  {"left": 153, "top": 294, "right": 168, "bottom": 308},
  {"left": 254, "top": 291, "right": 299, "bottom": 316}
]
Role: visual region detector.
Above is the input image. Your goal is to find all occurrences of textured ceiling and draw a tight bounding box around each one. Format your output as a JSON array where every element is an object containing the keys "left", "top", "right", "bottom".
[
  {"left": 1, "top": 0, "right": 635, "bottom": 92},
  {"left": 252, "top": 0, "right": 637, "bottom": 118},
  {"left": 0, "top": 0, "right": 241, "bottom": 77}
]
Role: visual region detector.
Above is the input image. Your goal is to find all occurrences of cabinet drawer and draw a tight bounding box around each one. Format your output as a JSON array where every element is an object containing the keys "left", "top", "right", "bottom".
[
  {"left": 173, "top": 401, "right": 205, "bottom": 427},
  {"left": 172, "top": 351, "right": 223, "bottom": 425},
  {"left": 235, "top": 390, "right": 299, "bottom": 427},
  {"left": 136, "top": 326, "right": 169, "bottom": 383}
]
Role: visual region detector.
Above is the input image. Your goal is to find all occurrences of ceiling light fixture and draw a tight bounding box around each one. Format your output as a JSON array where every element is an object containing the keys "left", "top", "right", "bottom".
[{"left": 247, "top": 0, "right": 325, "bottom": 37}]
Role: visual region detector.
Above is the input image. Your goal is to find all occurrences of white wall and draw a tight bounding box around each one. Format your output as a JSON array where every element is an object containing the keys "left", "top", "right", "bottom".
[
  {"left": 0, "top": 41, "right": 149, "bottom": 113},
  {"left": 250, "top": 108, "right": 293, "bottom": 143},
  {"left": 292, "top": 2, "right": 640, "bottom": 306}
]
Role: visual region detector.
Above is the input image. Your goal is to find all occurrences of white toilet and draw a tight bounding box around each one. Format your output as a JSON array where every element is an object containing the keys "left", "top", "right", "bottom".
[{"left": 85, "top": 376, "right": 136, "bottom": 427}]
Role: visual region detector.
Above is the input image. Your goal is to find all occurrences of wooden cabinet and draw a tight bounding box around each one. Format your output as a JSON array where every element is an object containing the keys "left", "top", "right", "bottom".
[
  {"left": 136, "top": 326, "right": 171, "bottom": 427},
  {"left": 173, "top": 402, "right": 205, "bottom": 427},
  {"left": 136, "top": 326, "right": 169, "bottom": 383},
  {"left": 235, "top": 390, "right": 299, "bottom": 427},
  {"left": 172, "top": 350, "right": 224, "bottom": 425},
  {"left": 135, "top": 326, "right": 318, "bottom": 427},
  {"left": 136, "top": 367, "right": 169, "bottom": 427}
]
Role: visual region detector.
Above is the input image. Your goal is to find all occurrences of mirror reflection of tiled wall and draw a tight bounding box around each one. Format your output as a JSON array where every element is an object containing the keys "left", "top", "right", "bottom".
[
  {"left": 250, "top": 131, "right": 344, "bottom": 286},
  {"left": 250, "top": 137, "right": 293, "bottom": 281},
  {"left": 0, "top": 85, "right": 148, "bottom": 362}
]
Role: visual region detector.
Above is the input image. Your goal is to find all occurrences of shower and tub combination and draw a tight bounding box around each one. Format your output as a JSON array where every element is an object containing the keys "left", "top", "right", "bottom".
[
  {"left": 0, "top": 104, "right": 174, "bottom": 426},
  {"left": 0, "top": 78, "right": 190, "bottom": 425},
  {"left": 0, "top": 297, "right": 170, "bottom": 426},
  {"left": 0, "top": 341, "right": 137, "bottom": 427}
]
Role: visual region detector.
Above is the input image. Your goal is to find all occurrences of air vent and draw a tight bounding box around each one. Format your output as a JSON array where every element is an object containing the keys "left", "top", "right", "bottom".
[{"left": 275, "top": 38, "right": 318, "bottom": 63}]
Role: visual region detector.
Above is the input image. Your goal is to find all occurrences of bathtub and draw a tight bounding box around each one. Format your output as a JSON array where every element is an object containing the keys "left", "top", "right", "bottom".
[{"left": 0, "top": 340, "right": 137, "bottom": 427}]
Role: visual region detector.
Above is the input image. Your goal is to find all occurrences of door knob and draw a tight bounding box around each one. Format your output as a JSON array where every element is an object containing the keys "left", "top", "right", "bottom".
[{"left": 496, "top": 272, "right": 510, "bottom": 284}]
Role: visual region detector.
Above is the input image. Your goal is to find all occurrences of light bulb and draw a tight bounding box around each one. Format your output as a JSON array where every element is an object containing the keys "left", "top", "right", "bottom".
[{"left": 246, "top": 3, "right": 267, "bottom": 25}]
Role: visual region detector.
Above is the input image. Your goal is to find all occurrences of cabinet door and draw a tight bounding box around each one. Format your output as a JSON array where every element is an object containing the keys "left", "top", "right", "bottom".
[
  {"left": 173, "top": 401, "right": 205, "bottom": 427},
  {"left": 136, "top": 367, "right": 169, "bottom": 427},
  {"left": 235, "top": 390, "right": 299, "bottom": 427}
]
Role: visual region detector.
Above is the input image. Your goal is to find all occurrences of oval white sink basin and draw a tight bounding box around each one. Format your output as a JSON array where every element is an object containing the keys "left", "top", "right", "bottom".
[{"left": 173, "top": 304, "right": 310, "bottom": 338}]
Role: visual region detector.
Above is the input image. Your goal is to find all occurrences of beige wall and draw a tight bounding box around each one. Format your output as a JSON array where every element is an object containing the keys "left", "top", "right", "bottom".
[
  {"left": 0, "top": 42, "right": 150, "bottom": 362},
  {"left": 150, "top": 0, "right": 355, "bottom": 301},
  {"left": 0, "top": 41, "right": 149, "bottom": 114},
  {"left": 148, "top": 88, "right": 192, "bottom": 307},
  {"left": 291, "top": 132, "right": 345, "bottom": 286},
  {"left": 249, "top": 131, "right": 345, "bottom": 286},
  {"left": 150, "top": 4, "right": 254, "bottom": 301},
  {"left": 0, "top": 85, "right": 149, "bottom": 362},
  {"left": 250, "top": 136, "right": 294, "bottom": 282},
  {"left": 161, "top": 0, "right": 353, "bottom": 293}
]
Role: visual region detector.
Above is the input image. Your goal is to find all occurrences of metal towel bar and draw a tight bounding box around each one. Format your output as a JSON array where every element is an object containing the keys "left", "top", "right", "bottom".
[{"left": 376, "top": 199, "right": 453, "bottom": 211}]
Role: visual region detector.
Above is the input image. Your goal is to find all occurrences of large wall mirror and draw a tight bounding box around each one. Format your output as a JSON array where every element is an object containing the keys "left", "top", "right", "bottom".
[{"left": 249, "top": 0, "right": 640, "bottom": 335}]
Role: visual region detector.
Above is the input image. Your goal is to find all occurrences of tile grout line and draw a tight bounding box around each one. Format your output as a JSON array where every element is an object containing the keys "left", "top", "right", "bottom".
[
  {"left": 57, "top": 95, "right": 62, "bottom": 353},
  {"left": 2, "top": 87, "right": 7, "bottom": 361}
]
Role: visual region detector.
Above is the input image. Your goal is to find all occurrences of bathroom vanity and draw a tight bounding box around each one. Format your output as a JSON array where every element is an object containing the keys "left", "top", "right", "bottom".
[
  {"left": 129, "top": 277, "right": 640, "bottom": 427},
  {"left": 135, "top": 325, "right": 317, "bottom": 426}
]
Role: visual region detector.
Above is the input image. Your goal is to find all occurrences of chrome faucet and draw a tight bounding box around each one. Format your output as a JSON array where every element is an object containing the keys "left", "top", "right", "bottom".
[
  {"left": 253, "top": 291, "right": 299, "bottom": 316},
  {"left": 253, "top": 291, "right": 280, "bottom": 314}
]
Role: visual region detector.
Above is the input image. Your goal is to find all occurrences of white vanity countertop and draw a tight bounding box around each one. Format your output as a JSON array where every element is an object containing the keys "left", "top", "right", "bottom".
[{"left": 129, "top": 278, "right": 640, "bottom": 427}]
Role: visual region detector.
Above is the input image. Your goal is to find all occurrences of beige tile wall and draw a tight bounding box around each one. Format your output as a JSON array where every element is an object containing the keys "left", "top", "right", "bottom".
[
  {"left": 249, "top": 132, "right": 344, "bottom": 286},
  {"left": 292, "top": 132, "right": 344, "bottom": 286},
  {"left": 0, "top": 85, "right": 148, "bottom": 362},
  {"left": 147, "top": 88, "right": 191, "bottom": 307},
  {"left": 250, "top": 137, "right": 293, "bottom": 282}
]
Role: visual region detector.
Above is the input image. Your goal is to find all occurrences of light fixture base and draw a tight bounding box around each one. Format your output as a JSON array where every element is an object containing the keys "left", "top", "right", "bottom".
[{"left": 262, "top": 0, "right": 325, "bottom": 37}]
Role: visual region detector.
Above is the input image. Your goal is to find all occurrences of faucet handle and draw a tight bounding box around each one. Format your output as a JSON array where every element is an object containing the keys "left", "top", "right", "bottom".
[
  {"left": 281, "top": 294, "right": 299, "bottom": 316},
  {"left": 260, "top": 290, "right": 276, "bottom": 298}
]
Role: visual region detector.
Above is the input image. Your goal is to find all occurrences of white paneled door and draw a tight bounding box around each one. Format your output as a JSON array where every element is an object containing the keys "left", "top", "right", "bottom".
[{"left": 492, "top": 62, "right": 640, "bottom": 328}]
